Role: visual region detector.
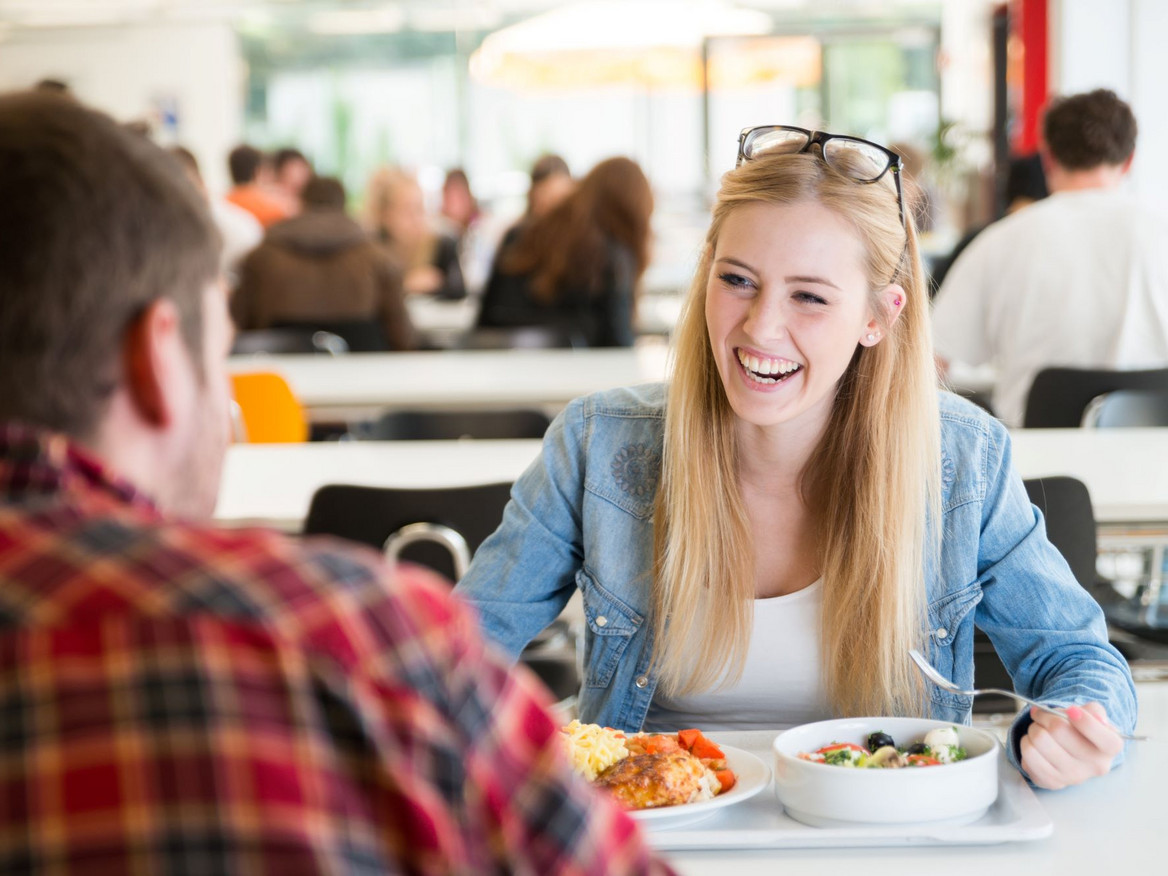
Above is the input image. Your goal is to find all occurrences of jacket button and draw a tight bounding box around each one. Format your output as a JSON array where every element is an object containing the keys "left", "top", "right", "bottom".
[
  {"left": 596, "top": 615, "right": 608, "bottom": 627},
  {"left": 936, "top": 628, "right": 948, "bottom": 639},
  {"left": 635, "top": 675, "right": 649, "bottom": 688}
]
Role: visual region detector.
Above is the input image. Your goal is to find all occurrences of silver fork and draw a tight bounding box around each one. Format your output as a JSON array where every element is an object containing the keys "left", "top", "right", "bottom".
[{"left": 908, "top": 648, "right": 1148, "bottom": 742}]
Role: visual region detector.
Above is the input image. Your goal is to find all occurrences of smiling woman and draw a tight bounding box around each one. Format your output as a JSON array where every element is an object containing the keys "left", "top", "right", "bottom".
[{"left": 454, "top": 128, "right": 1137, "bottom": 794}]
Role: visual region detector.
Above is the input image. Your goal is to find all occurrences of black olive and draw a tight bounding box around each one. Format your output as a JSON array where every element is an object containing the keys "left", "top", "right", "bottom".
[
  {"left": 867, "top": 731, "right": 895, "bottom": 752},
  {"left": 906, "top": 741, "right": 928, "bottom": 755}
]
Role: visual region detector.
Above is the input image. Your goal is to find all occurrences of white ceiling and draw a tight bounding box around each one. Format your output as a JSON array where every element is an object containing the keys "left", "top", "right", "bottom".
[{"left": 0, "top": 1, "right": 952, "bottom": 32}]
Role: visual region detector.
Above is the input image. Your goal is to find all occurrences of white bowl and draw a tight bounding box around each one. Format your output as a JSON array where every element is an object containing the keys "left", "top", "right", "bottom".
[{"left": 772, "top": 716, "right": 1000, "bottom": 828}]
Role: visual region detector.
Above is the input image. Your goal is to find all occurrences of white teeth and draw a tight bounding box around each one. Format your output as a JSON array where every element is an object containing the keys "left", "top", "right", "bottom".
[{"left": 737, "top": 349, "right": 800, "bottom": 380}]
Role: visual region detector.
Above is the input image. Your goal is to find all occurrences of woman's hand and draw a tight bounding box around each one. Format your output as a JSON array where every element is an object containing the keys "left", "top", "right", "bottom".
[{"left": 1020, "top": 702, "right": 1125, "bottom": 789}]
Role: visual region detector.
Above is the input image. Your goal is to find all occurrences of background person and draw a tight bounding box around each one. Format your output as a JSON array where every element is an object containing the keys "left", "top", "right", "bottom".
[
  {"left": 271, "top": 146, "right": 314, "bottom": 216},
  {"left": 456, "top": 127, "right": 1136, "bottom": 791},
  {"left": 928, "top": 152, "right": 1048, "bottom": 297},
  {"left": 233, "top": 175, "right": 416, "bottom": 351},
  {"left": 527, "top": 153, "right": 575, "bottom": 219},
  {"left": 0, "top": 90, "right": 673, "bottom": 875},
  {"left": 932, "top": 89, "right": 1168, "bottom": 427},
  {"left": 225, "top": 142, "right": 287, "bottom": 228},
  {"left": 364, "top": 166, "right": 466, "bottom": 300},
  {"left": 476, "top": 156, "right": 653, "bottom": 347},
  {"left": 167, "top": 144, "right": 262, "bottom": 286}
]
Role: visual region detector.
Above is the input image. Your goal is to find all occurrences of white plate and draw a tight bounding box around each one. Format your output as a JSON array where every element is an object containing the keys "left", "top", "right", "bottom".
[
  {"left": 629, "top": 744, "right": 772, "bottom": 830},
  {"left": 646, "top": 748, "right": 1053, "bottom": 850}
]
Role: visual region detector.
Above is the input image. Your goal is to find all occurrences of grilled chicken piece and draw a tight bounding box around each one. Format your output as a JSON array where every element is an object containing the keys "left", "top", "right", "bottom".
[{"left": 595, "top": 750, "right": 712, "bottom": 810}]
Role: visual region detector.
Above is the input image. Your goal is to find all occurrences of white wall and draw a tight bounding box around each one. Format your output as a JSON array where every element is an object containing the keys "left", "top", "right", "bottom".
[
  {"left": 0, "top": 21, "right": 244, "bottom": 194},
  {"left": 1052, "top": 0, "right": 1168, "bottom": 208}
]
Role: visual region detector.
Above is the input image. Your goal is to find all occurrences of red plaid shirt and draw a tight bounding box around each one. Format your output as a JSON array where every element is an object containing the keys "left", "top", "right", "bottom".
[{"left": 0, "top": 424, "right": 675, "bottom": 875}]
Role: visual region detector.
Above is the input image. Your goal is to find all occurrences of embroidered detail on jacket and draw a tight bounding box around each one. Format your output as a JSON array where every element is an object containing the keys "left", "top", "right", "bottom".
[
  {"left": 940, "top": 452, "right": 956, "bottom": 490},
  {"left": 611, "top": 444, "right": 660, "bottom": 498}
]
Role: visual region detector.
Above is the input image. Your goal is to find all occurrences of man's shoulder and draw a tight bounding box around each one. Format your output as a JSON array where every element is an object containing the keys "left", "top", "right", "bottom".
[{"left": 147, "top": 519, "right": 466, "bottom": 664}]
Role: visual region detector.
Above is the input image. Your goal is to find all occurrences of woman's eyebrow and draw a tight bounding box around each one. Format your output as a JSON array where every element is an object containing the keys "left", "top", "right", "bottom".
[
  {"left": 785, "top": 274, "right": 841, "bottom": 290},
  {"left": 713, "top": 256, "right": 757, "bottom": 273}
]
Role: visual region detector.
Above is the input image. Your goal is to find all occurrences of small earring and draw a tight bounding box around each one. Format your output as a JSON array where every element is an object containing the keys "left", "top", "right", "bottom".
[
  {"left": 866, "top": 333, "right": 877, "bottom": 343},
  {"left": 893, "top": 296, "right": 903, "bottom": 307}
]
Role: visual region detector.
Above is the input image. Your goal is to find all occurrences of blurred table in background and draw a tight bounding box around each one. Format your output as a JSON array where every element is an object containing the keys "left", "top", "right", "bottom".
[
  {"left": 227, "top": 344, "right": 671, "bottom": 423},
  {"left": 215, "top": 428, "right": 1168, "bottom": 534},
  {"left": 214, "top": 439, "right": 542, "bottom": 531},
  {"left": 1009, "top": 428, "right": 1168, "bottom": 525}
]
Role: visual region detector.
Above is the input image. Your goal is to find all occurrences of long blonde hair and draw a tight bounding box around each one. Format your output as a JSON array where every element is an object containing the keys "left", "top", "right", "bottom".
[{"left": 652, "top": 151, "right": 940, "bottom": 717}]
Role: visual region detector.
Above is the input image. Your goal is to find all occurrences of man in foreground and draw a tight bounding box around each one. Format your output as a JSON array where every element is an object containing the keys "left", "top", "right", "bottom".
[
  {"left": 0, "top": 90, "right": 672, "bottom": 875},
  {"left": 932, "top": 88, "right": 1168, "bottom": 426}
]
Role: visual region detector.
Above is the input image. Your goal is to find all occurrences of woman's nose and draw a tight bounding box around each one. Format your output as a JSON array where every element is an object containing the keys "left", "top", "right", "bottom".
[{"left": 743, "top": 294, "right": 788, "bottom": 342}]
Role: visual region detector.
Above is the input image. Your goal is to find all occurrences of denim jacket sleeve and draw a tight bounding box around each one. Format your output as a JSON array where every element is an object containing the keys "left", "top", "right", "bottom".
[
  {"left": 934, "top": 396, "right": 1138, "bottom": 773},
  {"left": 453, "top": 397, "right": 589, "bottom": 660}
]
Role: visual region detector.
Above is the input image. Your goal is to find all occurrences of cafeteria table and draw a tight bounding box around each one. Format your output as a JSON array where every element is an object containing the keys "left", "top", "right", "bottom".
[
  {"left": 666, "top": 679, "right": 1166, "bottom": 874},
  {"left": 214, "top": 439, "right": 543, "bottom": 530},
  {"left": 216, "top": 428, "right": 1168, "bottom": 531},
  {"left": 227, "top": 345, "right": 671, "bottom": 423}
]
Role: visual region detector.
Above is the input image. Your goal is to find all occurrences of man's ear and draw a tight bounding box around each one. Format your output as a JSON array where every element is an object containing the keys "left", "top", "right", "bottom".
[{"left": 122, "top": 299, "right": 183, "bottom": 428}]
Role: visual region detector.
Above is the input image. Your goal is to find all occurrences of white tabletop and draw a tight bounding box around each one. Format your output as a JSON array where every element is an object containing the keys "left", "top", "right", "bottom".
[
  {"left": 228, "top": 345, "right": 672, "bottom": 422},
  {"left": 214, "top": 428, "right": 1168, "bottom": 531},
  {"left": 667, "top": 681, "right": 1166, "bottom": 874},
  {"left": 213, "top": 439, "right": 543, "bottom": 529},
  {"left": 1010, "top": 428, "right": 1168, "bottom": 524}
]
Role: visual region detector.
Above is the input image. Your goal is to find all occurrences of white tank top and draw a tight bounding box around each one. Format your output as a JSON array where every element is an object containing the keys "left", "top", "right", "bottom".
[{"left": 644, "top": 580, "right": 831, "bottom": 732}]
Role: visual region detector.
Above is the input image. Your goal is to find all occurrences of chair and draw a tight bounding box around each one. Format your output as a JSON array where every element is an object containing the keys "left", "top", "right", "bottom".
[
  {"left": 272, "top": 319, "right": 389, "bottom": 353},
  {"left": 457, "top": 326, "right": 581, "bottom": 349},
  {"left": 973, "top": 476, "right": 1098, "bottom": 711},
  {"left": 303, "top": 482, "right": 580, "bottom": 700},
  {"left": 303, "top": 482, "right": 516, "bottom": 583},
  {"left": 1023, "top": 366, "right": 1168, "bottom": 428},
  {"left": 1082, "top": 389, "right": 1168, "bottom": 427},
  {"left": 232, "top": 327, "right": 348, "bottom": 356},
  {"left": 353, "top": 408, "right": 552, "bottom": 441},
  {"left": 229, "top": 372, "right": 309, "bottom": 443}
]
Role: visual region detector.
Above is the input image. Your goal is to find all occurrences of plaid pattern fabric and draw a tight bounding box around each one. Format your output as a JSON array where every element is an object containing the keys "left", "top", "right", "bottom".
[{"left": 0, "top": 424, "right": 675, "bottom": 875}]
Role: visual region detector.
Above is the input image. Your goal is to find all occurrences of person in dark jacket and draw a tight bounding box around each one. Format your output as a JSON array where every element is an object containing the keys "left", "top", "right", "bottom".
[
  {"left": 477, "top": 156, "right": 653, "bottom": 347},
  {"left": 232, "top": 176, "right": 415, "bottom": 351}
]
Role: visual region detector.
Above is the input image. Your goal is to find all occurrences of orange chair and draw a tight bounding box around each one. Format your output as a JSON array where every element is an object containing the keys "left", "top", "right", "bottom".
[{"left": 229, "top": 372, "right": 309, "bottom": 443}]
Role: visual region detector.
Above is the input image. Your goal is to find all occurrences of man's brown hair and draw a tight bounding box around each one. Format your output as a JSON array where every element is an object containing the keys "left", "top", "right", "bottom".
[
  {"left": 0, "top": 91, "right": 220, "bottom": 439},
  {"left": 1043, "top": 88, "right": 1137, "bottom": 171}
]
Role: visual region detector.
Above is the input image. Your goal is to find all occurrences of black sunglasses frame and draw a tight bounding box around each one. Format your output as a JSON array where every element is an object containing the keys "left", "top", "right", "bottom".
[{"left": 736, "top": 125, "right": 905, "bottom": 227}]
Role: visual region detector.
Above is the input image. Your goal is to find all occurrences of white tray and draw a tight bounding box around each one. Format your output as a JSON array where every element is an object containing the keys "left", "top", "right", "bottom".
[{"left": 646, "top": 749, "right": 1052, "bottom": 851}]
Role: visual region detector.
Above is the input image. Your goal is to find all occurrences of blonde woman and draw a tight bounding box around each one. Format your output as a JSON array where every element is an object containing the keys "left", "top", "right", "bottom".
[
  {"left": 364, "top": 167, "right": 466, "bottom": 300},
  {"left": 455, "top": 126, "right": 1136, "bottom": 790}
]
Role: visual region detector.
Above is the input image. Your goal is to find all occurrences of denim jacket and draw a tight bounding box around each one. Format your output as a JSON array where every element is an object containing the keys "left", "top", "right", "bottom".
[{"left": 454, "top": 383, "right": 1138, "bottom": 769}]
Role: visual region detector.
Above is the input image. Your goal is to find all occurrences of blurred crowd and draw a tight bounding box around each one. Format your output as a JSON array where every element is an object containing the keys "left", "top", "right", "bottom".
[{"left": 161, "top": 131, "right": 654, "bottom": 354}]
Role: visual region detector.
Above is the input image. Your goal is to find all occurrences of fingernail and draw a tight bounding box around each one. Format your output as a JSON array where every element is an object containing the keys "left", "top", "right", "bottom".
[{"left": 1066, "top": 705, "right": 1084, "bottom": 720}]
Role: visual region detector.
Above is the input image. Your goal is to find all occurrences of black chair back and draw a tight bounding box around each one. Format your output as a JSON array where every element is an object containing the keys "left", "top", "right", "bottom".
[
  {"left": 232, "top": 327, "right": 348, "bottom": 356},
  {"left": 303, "top": 481, "right": 514, "bottom": 581},
  {"left": 355, "top": 408, "right": 552, "bottom": 441},
  {"left": 1023, "top": 366, "right": 1168, "bottom": 427},
  {"left": 303, "top": 480, "right": 581, "bottom": 700},
  {"left": 273, "top": 319, "right": 389, "bottom": 353},
  {"left": 973, "top": 476, "right": 1097, "bottom": 710},
  {"left": 458, "top": 326, "right": 581, "bottom": 349}
]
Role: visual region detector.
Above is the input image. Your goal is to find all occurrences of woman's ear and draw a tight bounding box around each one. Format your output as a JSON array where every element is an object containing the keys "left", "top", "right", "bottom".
[{"left": 858, "top": 284, "right": 906, "bottom": 347}]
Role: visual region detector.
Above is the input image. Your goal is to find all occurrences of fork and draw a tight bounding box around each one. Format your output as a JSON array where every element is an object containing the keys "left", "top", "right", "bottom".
[{"left": 908, "top": 648, "right": 1148, "bottom": 742}]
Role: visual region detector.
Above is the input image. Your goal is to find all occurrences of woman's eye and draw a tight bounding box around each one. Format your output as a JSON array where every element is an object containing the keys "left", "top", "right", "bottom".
[
  {"left": 794, "top": 291, "right": 828, "bottom": 305},
  {"left": 718, "top": 272, "right": 755, "bottom": 291}
]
